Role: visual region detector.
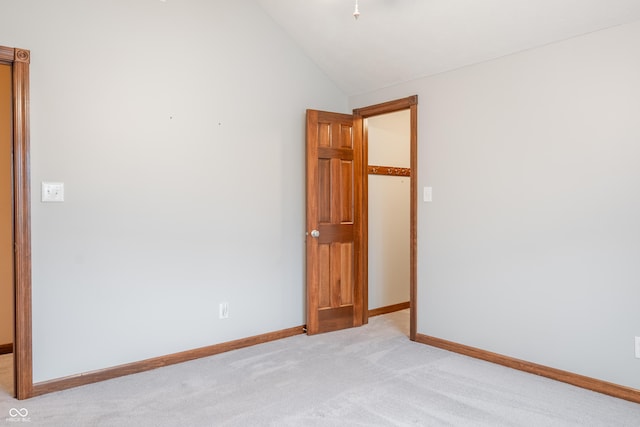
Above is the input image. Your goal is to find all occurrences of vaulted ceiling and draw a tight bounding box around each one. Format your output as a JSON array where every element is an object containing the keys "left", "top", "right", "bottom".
[{"left": 256, "top": 0, "right": 640, "bottom": 95}]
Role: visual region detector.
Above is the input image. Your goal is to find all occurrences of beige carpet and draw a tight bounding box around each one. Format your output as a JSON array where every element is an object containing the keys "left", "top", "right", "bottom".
[{"left": 1, "top": 310, "right": 639, "bottom": 426}]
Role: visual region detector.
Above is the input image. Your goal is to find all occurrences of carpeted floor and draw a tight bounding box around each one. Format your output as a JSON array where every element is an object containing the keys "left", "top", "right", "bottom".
[{"left": 1, "top": 310, "right": 639, "bottom": 426}]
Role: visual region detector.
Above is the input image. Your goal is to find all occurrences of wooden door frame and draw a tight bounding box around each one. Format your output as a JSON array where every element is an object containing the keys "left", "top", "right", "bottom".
[
  {"left": 0, "top": 45, "right": 32, "bottom": 400},
  {"left": 353, "top": 95, "right": 418, "bottom": 340}
]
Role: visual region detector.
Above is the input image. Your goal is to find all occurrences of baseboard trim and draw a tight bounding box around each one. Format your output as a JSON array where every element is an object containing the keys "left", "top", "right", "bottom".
[
  {"left": 415, "top": 333, "right": 640, "bottom": 405},
  {"left": 368, "top": 301, "right": 410, "bottom": 317},
  {"left": 0, "top": 343, "right": 13, "bottom": 355},
  {"left": 32, "top": 325, "right": 305, "bottom": 397}
]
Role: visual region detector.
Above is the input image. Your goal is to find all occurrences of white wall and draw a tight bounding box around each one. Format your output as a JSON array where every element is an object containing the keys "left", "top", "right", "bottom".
[
  {"left": 0, "top": 0, "right": 347, "bottom": 382},
  {"left": 351, "top": 20, "right": 640, "bottom": 389},
  {"left": 367, "top": 111, "right": 410, "bottom": 310}
]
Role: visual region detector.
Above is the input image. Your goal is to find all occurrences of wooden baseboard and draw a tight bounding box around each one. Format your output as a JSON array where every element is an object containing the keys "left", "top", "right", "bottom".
[
  {"left": 368, "top": 301, "right": 410, "bottom": 317},
  {"left": 415, "top": 333, "right": 640, "bottom": 405},
  {"left": 32, "top": 325, "right": 305, "bottom": 397},
  {"left": 0, "top": 343, "right": 13, "bottom": 355}
]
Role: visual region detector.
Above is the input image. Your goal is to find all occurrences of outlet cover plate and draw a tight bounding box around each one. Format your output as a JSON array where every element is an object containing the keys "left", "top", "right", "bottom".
[
  {"left": 219, "top": 302, "right": 229, "bottom": 319},
  {"left": 42, "top": 182, "right": 64, "bottom": 202}
]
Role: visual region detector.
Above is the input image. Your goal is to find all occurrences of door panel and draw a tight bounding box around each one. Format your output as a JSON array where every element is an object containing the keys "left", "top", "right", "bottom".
[
  {"left": 306, "top": 109, "right": 363, "bottom": 335},
  {"left": 0, "top": 64, "right": 13, "bottom": 354}
]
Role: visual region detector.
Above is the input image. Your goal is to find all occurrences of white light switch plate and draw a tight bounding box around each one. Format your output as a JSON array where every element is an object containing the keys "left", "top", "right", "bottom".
[
  {"left": 423, "top": 186, "right": 432, "bottom": 202},
  {"left": 42, "top": 182, "right": 64, "bottom": 202}
]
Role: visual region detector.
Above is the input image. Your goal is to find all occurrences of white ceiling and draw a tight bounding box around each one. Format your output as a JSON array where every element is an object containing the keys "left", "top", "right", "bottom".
[{"left": 256, "top": 0, "right": 640, "bottom": 95}]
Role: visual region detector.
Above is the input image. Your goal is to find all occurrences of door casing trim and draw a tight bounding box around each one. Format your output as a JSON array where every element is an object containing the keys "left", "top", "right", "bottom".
[
  {"left": 0, "top": 45, "right": 32, "bottom": 400},
  {"left": 353, "top": 95, "right": 418, "bottom": 340}
]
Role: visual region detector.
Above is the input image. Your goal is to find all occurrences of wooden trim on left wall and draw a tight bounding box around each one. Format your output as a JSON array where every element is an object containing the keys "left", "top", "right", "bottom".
[
  {"left": 0, "top": 45, "right": 32, "bottom": 400},
  {"left": 32, "top": 325, "right": 305, "bottom": 397}
]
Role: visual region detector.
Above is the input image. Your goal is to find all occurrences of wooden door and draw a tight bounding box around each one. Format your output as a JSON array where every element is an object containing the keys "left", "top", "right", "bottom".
[
  {"left": 306, "top": 109, "right": 363, "bottom": 335},
  {"left": 0, "top": 64, "right": 13, "bottom": 360}
]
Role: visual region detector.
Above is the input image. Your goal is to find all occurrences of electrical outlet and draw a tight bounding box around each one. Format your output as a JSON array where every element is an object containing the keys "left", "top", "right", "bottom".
[
  {"left": 41, "top": 182, "right": 65, "bottom": 202},
  {"left": 219, "top": 302, "right": 229, "bottom": 319},
  {"left": 635, "top": 336, "right": 640, "bottom": 359}
]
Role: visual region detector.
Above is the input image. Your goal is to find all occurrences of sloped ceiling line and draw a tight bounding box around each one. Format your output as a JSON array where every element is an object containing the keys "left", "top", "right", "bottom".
[{"left": 256, "top": 0, "right": 640, "bottom": 95}]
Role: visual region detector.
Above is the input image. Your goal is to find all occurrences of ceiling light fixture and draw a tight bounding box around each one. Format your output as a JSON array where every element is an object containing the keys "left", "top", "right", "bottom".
[{"left": 353, "top": 0, "right": 360, "bottom": 20}]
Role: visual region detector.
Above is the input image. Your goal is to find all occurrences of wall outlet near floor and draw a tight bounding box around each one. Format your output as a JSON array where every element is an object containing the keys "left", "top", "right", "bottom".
[
  {"left": 219, "top": 302, "right": 229, "bottom": 319},
  {"left": 635, "top": 336, "right": 640, "bottom": 359}
]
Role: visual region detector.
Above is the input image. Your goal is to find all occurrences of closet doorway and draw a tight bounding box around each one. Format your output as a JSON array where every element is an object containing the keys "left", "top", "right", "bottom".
[
  {"left": 354, "top": 96, "right": 417, "bottom": 340},
  {"left": 366, "top": 110, "right": 411, "bottom": 321},
  {"left": 305, "top": 96, "right": 417, "bottom": 339}
]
